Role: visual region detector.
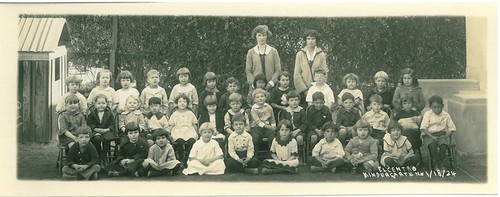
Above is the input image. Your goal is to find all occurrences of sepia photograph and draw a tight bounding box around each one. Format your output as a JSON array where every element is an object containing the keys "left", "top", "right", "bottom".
[{"left": 1, "top": 2, "right": 497, "bottom": 196}]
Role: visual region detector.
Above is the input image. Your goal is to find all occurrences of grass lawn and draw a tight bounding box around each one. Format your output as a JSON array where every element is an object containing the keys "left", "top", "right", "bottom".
[{"left": 17, "top": 142, "right": 486, "bottom": 183}]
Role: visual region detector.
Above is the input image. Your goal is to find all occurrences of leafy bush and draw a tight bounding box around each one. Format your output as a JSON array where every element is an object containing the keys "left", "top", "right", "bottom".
[{"left": 62, "top": 15, "right": 466, "bottom": 95}]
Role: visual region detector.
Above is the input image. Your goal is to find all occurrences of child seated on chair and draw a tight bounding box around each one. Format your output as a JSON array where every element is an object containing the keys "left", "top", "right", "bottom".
[
  {"left": 309, "top": 122, "right": 345, "bottom": 173},
  {"left": 261, "top": 120, "right": 299, "bottom": 174},
  {"left": 226, "top": 114, "right": 260, "bottom": 174},
  {"left": 144, "top": 97, "right": 169, "bottom": 146},
  {"left": 141, "top": 128, "right": 181, "bottom": 177},
  {"left": 182, "top": 123, "right": 226, "bottom": 175},
  {"left": 118, "top": 95, "right": 146, "bottom": 143},
  {"left": 344, "top": 119, "right": 379, "bottom": 174},
  {"left": 420, "top": 95, "right": 456, "bottom": 171},
  {"left": 87, "top": 94, "right": 116, "bottom": 162},
  {"left": 336, "top": 92, "right": 361, "bottom": 146},
  {"left": 394, "top": 94, "right": 422, "bottom": 151},
  {"left": 56, "top": 75, "right": 88, "bottom": 114},
  {"left": 280, "top": 91, "right": 307, "bottom": 163},
  {"left": 105, "top": 122, "right": 149, "bottom": 177},
  {"left": 224, "top": 93, "right": 251, "bottom": 136},
  {"left": 62, "top": 126, "right": 101, "bottom": 180},
  {"left": 249, "top": 88, "right": 276, "bottom": 156},
  {"left": 168, "top": 93, "right": 198, "bottom": 166},
  {"left": 199, "top": 95, "right": 225, "bottom": 151},
  {"left": 362, "top": 94, "right": 390, "bottom": 145},
  {"left": 381, "top": 120, "right": 419, "bottom": 168},
  {"left": 306, "top": 92, "right": 333, "bottom": 151},
  {"left": 58, "top": 94, "right": 87, "bottom": 149}
]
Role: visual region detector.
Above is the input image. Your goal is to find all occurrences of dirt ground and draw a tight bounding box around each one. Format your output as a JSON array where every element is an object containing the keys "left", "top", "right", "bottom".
[{"left": 17, "top": 142, "right": 486, "bottom": 183}]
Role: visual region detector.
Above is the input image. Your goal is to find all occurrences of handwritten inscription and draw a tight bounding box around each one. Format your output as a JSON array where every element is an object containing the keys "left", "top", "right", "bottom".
[{"left": 363, "top": 166, "right": 457, "bottom": 179}]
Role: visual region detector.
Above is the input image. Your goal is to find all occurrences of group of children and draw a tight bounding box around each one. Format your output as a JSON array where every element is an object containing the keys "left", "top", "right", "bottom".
[{"left": 57, "top": 66, "right": 456, "bottom": 180}]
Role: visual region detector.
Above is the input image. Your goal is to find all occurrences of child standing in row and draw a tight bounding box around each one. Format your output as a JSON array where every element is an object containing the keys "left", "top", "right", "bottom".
[
  {"left": 362, "top": 94, "right": 390, "bottom": 144},
  {"left": 87, "top": 94, "right": 116, "bottom": 161},
  {"left": 269, "top": 71, "right": 291, "bottom": 119},
  {"left": 226, "top": 114, "right": 260, "bottom": 174},
  {"left": 224, "top": 93, "right": 251, "bottom": 136},
  {"left": 393, "top": 68, "right": 426, "bottom": 114},
  {"left": 198, "top": 72, "right": 221, "bottom": 118},
  {"left": 306, "top": 69, "right": 335, "bottom": 109},
  {"left": 365, "top": 71, "right": 394, "bottom": 116},
  {"left": 420, "top": 95, "right": 456, "bottom": 171},
  {"left": 58, "top": 94, "right": 87, "bottom": 149},
  {"left": 87, "top": 69, "right": 115, "bottom": 109},
  {"left": 106, "top": 122, "right": 149, "bottom": 177},
  {"left": 113, "top": 71, "right": 140, "bottom": 114},
  {"left": 56, "top": 75, "right": 88, "bottom": 114},
  {"left": 62, "top": 126, "right": 101, "bottom": 180},
  {"left": 261, "top": 120, "right": 299, "bottom": 174},
  {"left": 140, "top": 69, "right": 169, "bottom": 115},
  {"left": 141, "top": 129, "right": 181, "bottom": 177},
  {"left": 344, "top": 119, "right": 379, "bottom": 174},
  {"left": 218, "top": 77, "right": 247, "bottom": 113},
  {"left": 381, "top": 120, "right": 419, "bottom": 168},
  {"left": 337, "top": 73, "right": 364, "bottom": 115},
  {"left": 168, "top": 93, "right": 198, "bottom": 165},
  {"left": 250, "top": 88, "right": 276, "bottom": 155},
  {"left": 309, "top": 122, "right": 345, "bottom": 173},
  {"left": 169, "top": 67, "right": 199, "bottom": 116},
  {"left": 182, "top": 123, "right": 225, "bottom": 175}
]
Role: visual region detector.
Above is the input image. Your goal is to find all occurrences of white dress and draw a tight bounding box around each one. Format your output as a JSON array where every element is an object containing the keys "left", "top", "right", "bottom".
[
  {"left": 169, "top": 110, "right": 198, "bottom": 141},
  {"left": 380, "top": 134, "right": 416, "bottom": 167},
  {"left": 264, "top": 138, "right": 299, "bottom": 167},
  {"left": 182, "top": 139, "right": 225, "bottom": 175}
]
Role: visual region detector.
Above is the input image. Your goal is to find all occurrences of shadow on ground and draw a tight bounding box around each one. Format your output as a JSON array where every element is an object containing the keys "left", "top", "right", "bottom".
[{"left": 18, "top": 142, "right": 486, "bottom": 182}]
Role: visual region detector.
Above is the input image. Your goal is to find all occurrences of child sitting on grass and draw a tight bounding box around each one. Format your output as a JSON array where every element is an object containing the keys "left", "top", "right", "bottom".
[
  {"left": 141, "top": 128, "right": 181, "bottom": 177},
  {"left": 381, "top": 120, "right": 419, "bottom": 168},
  {"left": 62, "top": 126, "right": 101, "bottom": 180},
  {"left": 261, "top": 120, "right": 299, "bottom": 174},
  {"left": 225, "top": 114, "right": 260, "bottom": 174},
  {"left": 182, "top": 123, "right": 226, "bottom": 175},
  {"left": 344, "top": 119, "right": 379, "bottom": 174},
  {"left": 309, "top": 122, "right": 345, "bottom": 173}
]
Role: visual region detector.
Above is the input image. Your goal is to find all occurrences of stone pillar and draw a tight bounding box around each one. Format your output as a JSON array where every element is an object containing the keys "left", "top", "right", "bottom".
[{"left": 466, "top": 17, "right": 488, "bottom": 91}]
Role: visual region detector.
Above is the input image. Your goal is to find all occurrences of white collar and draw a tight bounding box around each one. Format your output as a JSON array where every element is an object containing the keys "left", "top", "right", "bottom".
[
  {"left": 252, "top": 44, "right": 272, "bottom": 55},
  {"left": 285, "top": 106, "right": 303, "bottom": 113}
]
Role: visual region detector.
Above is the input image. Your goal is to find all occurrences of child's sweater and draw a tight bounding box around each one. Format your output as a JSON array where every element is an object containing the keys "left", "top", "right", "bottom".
[
  {"left": 392, "top": 84, "right": 426, "bottom": 113},
  {"left": 250, "top": 103, "right": 276, "bottom": 128}
]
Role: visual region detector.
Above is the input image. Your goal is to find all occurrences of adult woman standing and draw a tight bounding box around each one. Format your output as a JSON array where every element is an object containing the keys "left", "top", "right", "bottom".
[
  {"left": 245, "top": 25, "right": 282, "bottom": 92},
  {"left": 294, "top": 30, "right": 328, "bottom": 97}
]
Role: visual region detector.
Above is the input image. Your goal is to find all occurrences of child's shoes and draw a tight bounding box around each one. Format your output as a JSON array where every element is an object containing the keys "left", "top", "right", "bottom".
[
  {"left": 261, "top": 167, "right": 272, "bottom": 175},
  {"left": 330, "top": 167, "right": 336, "bottom": 174},
  {"left": 107, "top": 170, "right": 119, "bottom": 177},
  {"left": 350, "top": 167, "right": 358, "bottom": 174},
  {"left": 91, "top": 172, "right": 99, "bottom": 180},
  {"left": 310, "top": 166, "right": 325, "bottom": 173},
  {"left": 244, "top": 168, "right": 259, "bottom": 175}
]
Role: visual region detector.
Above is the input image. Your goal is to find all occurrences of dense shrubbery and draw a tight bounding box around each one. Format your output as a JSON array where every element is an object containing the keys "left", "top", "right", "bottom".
[{"left": 63, "top": 15, "right": 466, "bottom": 96}]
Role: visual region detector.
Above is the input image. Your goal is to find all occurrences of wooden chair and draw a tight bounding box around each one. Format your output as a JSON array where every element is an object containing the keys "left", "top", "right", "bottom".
[{"left": 426, "top": 133, "right": 458, "bottom": 170}]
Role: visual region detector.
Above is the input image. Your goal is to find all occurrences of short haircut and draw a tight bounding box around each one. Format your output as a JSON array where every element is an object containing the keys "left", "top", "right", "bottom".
[
  {"left": 277, "top": 71, "right": 290, "bottom": 81},
  {"left": 321, "top": 121, "right": 339, "bottom": 134},
  {"left": 251, "top": 25, "right": 272, "bottom": 38},
  {"left": 125, "top": 122, "right": 139, "bottom": 132},
  {"left": 228, "top": 93, "right": 243, "bottom": 103},
  {"left": 341, "top": 92, "right": 355, "bottom": 102},
  {"left": 176, "top": 67, "right": 191, "bottom": 78},
  {"left": 151, "top": 128, "right": 171, "bottom": 144},
  {"left": 116, "top": 70, "right": 135, "bottom": 84},
  {"left": 428, "top": 95, "right": 444, "bottom": 106},
  {"left": 96, "top": 69, "right": 112, "bottom": 85},
  {"left": 312, "top": 92, "right": 325, "bottom": 102},
  {"left": 313, "top": 68, "right": 327, "bottom": 76},
  {"left": 399, "top": 68, "right": 419, "bottom": 87},
  {"left": 253, "top": 74, "right": 267, "bottom": 88},
  {"left": 65, "top": 75, "right": 82, "bottom": 86},
  {"left": 148, "top": 97, "right": 162, "bottom": 106},
  {"left": 204, "top": 95, "right": 218, "bottom": 106},
  {"left": 277, "top": 119, "right": 293, "bottom": 131},
  {"left": 203, "top": 72, "right": 217, "bottom": 86},
  {"left": 75, "top": 125, "right": 91, "bottom": 136},
  {"left": 373, "top": 71, "right": 389, "bottom": 81},
  {"left": 353, "top": 119, "right": 372, "bottom": 133},
  {"left": 286, "top": 90, "right": 300, "bottom": 100},
  {"left": 232, "top": 113, "right": 246, "bottom": 124},
  {"left": 226, "top": 77, "right": 240, "bottom": 87},
  {"left": 399, "top": 93, "right": 414, "bottom": 105},
  {"left": 342, "top": 73, "right": 359, "bottom": 85},
  {"left": 65, "top": 94, "right": 79, "bottom": 104},
  {"left": 302, "top": 29, "right": 321, "bottom": 43},
  {"left": 146, "top": 69, "right": 160, "bottom": 77},
  {"left": 369, "top": 94, "right": 383, "bottom": 104},
  {"left": 93, "top": 94, "right": 109, "bottom": 104},
  {"left": 387, "top": 120, "right": 403, "bottom": 133},
  {"left": 199, "top": 122, "right": 216, "bottom": 134},
  {"left": 126, "top": 95, "right": 141, "bottom": 106},
  {"left": 251, "top": 88, "right": 268, "bottom": 100},
  {"left": 174, "top": 93, "right": 191, "bottom": 105}
]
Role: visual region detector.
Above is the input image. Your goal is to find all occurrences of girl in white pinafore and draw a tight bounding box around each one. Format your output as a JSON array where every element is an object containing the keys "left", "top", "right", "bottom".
[
  {"left": 261, "top": 120, "right": 299, "bottom": 174},
  {"left": 182, "top": 123, "right": 225, "bottom": 175}
]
